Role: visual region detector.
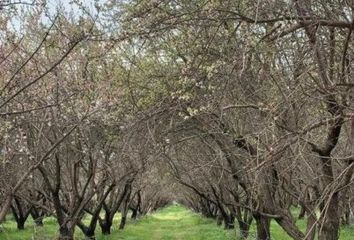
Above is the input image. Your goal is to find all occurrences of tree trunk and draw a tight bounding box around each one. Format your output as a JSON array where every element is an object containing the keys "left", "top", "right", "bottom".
[
  {"left": 84, "top": 231, "right": 95, "bottom": 240},
  {"left": 101, "top": 222, "right": 111, "bottom": 235},
  {"left": 131, "top": 208, "right": 138, "bottom": 219},
  {"left": 34, "top": 217, "right": 44, "bottom": 226},
  {"left": 298, "top": 205, "right": 306, "bottom": 219},
  {"left": 305, "top": 211, "right": 316, "bottom": 240},
  {"left": 317, "top": 152, "right": 341, "bottom": 240},
  {"left": 216, "top": 213, "right": 223, "bottom": 226},
  {"left": 318, "top": 192, "right": 340, "bottom": 240},
  {"left": 0, "top": 195, "right": 12, "bottom": 224},
  {"left": 342, "top": 211, "right": 350, "bottom": 225},
  {"left": 17, "top": 219, "right": 25, "bottom": 230},
  {"left": 77, "top": 222, "right": 96, "bottom": 240},
  {"left": 237, "top": 220, "right": 251, "bottom": 239},
  {"left": 254, "top": 215, "right": 271, "bottom": 240},
  {"left": 100, "top": 220, "right": 112, "bottom": 235},
  {"left": 31, "top": 208, "right": 44, "bottom": 226},
  {"left": 119, "top": 216, "right": 127, "bottom": 230},
  {"left": 234, "top": 207, "right": 252, "bottom": 239},
  {"left": 11, "top": 200, "right": 31, "bottom": 231},
  {"left": 58, "top": 226, "right": 75, "bottom": 240},
  {"left": 224, "top": 214, "right": 235, "bottom": 229},
  {"left": 99, "top": 211, "right": 113, "bottom": 235},
  {"left": 99, "top": 207, "right": 114, "bottom": 235},
  {"left": 275, "top": 210, "right": 305, "bottom": 240},
  {"left": 119, "top": 191, "right": 131, "bottom": 230}
]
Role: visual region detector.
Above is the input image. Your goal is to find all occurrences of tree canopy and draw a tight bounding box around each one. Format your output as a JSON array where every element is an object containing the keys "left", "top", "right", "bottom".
[{"left": 1, "top": 1, "right": 354, "bottom": 240}]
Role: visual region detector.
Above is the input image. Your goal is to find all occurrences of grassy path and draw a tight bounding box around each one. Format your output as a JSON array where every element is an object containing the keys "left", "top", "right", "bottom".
[
  {"left": 0, "top": 205, "right": 234, "bottom": 240},
  {"left": 100, "top": 205, "right": 234, "bottom": 240},
  {"left": 1, "top": 204, "right": 354, "bottom": 239}
]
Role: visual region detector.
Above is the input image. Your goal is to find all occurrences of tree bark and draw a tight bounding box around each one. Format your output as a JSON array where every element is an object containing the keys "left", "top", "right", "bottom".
[
  {"left": 0, "top": 195, "right": 12, "bottom": 224},
  {"left": 119, "top": 184, "right": 132, "bottom": 230},
  {"left": 131, "top": 208, "right": 138, "bottom": 220},
  {"left": 224, "top": 213, "right": 235, "bottom": 229},
  {"left": 119, "top": 214, "right": 127, "bottom": 230},
  {"left": 216, "top": 213, "right": 223, "bottom": 226},
  {"left": 99, "top": 208, "right": 113, "bottom": 235},
  {"left": 16, "top": 219, "right": 25, "bottom": 230},
  {"left": 11, "top": 198, "right": 32, "bottom": 230},
  {"left": 100, "top": 219, "right": 112, "bottom": 235},
  {"left": 237, "top": 219, "right": 251, "bottom": 239},
  {"left": 31, "top": 208, "right": 44, "bottom": 226},
  {"left": 318, "top": 192, "right": 340, "bottom": 240},
  {"left": 275, "top": 213, "right": 305, "bottom": 240},
  {"left": 254, "top": 214, "right": 271, "bottom": 240},
  {"left": 298, "top": 205, "right": 306, "bottom": 219},
  {"left": 58, "top": 226, "right": 75, "bottom": 240},
  {"left": 317, "top": 151, "right": 341, "bottom": 240},
  {"left": 305, "top": 211, "right": 316, "bottom": 240}
]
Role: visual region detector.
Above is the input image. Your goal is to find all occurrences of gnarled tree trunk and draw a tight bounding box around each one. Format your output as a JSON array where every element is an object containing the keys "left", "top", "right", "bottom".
[{"left": 254, "top": 214, "right": 271, "bottom": 240}]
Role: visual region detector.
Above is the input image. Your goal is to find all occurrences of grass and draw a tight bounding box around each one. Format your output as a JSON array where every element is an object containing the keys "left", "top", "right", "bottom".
[
  {"left": 0, "top": 205, "right": 354, "bottom": 239},
  {"left": 101, "top": 205, "right": 234, "bottom": 240}
]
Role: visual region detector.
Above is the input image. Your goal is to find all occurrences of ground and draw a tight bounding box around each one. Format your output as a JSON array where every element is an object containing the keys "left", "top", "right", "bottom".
[{"left": 1, "top": 205, "right": 354, "bottom": 239}]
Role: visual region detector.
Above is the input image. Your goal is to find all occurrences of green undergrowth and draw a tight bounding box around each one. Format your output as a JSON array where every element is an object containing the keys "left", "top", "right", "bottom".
[{"left": 0, "top": 205, "right": 354, "bottom": 239}]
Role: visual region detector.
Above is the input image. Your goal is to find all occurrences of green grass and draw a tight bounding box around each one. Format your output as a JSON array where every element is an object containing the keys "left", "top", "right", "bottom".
[
  {"left": 0, "top": 205, "right": 354, "bottom": 239},
  {"left": 0, "top": 205, "right": 233, "bottom": 240},
  {"left": 100, "top": 205, "right": 234, "bottom": 240}
]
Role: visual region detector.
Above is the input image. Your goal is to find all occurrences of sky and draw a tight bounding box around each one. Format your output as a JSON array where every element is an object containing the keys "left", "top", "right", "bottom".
[{"left": 5, "top": 0, "right": 104, "bottom": 33}]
